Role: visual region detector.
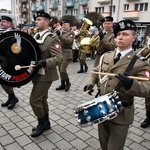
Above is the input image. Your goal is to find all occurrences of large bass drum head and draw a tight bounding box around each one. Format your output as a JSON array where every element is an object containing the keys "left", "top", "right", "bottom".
[{"left": 0, "top": 31, "right": 41, "bottom": 87}]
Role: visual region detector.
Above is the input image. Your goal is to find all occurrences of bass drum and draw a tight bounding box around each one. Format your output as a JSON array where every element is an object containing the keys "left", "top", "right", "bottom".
[{"left": 0, "top": 31, "right": 41, "bottom": 87}]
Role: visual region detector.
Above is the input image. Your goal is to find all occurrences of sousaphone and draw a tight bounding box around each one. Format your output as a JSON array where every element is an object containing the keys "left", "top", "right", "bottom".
[{"left": 0, "top": 31, "right": 41, "bottom": 87}]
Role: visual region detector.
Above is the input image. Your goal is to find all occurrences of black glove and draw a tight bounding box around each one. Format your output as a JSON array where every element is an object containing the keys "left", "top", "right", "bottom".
[
  {"left": 99, "top": 31, "right": 105, "bottom": 40},
  {"left": 35, "top": 60, "right": 46, "bottom": 70},
  {"left": 55, "top": 30, "right": 60, "bottom": 36},
  {"left": 84, "top": 84, "right": 94, "bottom": 95},
  {"left": 115, "top": 73, "right": 133, "bottom": 90}
]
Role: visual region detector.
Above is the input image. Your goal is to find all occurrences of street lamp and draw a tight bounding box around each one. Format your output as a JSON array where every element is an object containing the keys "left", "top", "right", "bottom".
[{"left": 110, "top": 0, "right": 113, "bottom": 17}]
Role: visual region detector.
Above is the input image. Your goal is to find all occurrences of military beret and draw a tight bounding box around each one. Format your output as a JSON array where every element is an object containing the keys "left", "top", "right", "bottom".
[
  {"left": 0, "top": 15, "right": 12, "bottom": 23},
  {"left": 60, "top": 20, "right": 70, "bottom": 26},
  {"left": 102, "top": 16, "right": 113, "bottom": 23},
  {"left": 113, "top": 19, "right": 136, "bottom": 37},
  {"left": 33, "top": 11, "right": 51, "bottom": 21}
]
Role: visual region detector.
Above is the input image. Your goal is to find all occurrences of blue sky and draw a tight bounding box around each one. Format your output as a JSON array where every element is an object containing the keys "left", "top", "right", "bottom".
[{"left": 0, "top": 0, "right": 11, "bottom": 10}]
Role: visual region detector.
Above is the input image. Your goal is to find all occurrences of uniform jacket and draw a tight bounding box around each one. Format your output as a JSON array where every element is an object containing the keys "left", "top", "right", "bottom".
[
  {"left": 88, "top": 50, "right": 150, "bottom": 100},
  {"left": 58, "top": 29, "right": 75, "bottom": 59},
  {"left": 33, "top": 31, "right": 63, "bottom": 82},
  {"left": 96, "top": 30, "right": 116, "bottom": 54}
]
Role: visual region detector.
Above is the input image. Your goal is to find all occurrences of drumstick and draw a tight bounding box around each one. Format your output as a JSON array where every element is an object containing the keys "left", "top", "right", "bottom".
[
  {"left": 82, "top": 90, "right": 90, "bottom": 95},
  {"left": 91, "top": 71, "right": 149, "bottom": 81},
  {"left": 15, "top": 65, "right": 35, "bottom": 70}
]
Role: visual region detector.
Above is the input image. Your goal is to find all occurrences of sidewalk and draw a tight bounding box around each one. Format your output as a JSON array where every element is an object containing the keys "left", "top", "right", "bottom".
[{"left": 0, "top": 58, "right": 150, "bottom": 150}]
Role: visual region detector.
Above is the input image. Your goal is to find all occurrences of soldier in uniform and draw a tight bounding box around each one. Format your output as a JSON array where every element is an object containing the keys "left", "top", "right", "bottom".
[
  {"left": 94, "top": 16, "right": 116, "bottom": 67},
  {"left": 0, "top": 15, "right": 19, "bottom": 109},
  {"left": 55, "top": 20, "right": 75, "bottom": 92},
  {"left": 30, "top": 11, "right": 63, "bottom": 138},
  {"left": 84, "top": 19, "right": 150, "bottom": 150}
]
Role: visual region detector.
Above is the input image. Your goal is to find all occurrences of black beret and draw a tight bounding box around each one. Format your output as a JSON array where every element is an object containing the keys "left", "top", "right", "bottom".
[
  {"left": 0, "top": 15, "right": 12, "bottom": 23},
  {"left": 102, "top": 16, "right": 113, "bottom": 23},
  {"left": 60, "top": 20, "right": 70, "bottom": 26},
  {"left": 113, "top": 19, "right": 136, "bottom": 37},
  {"left": 33, "top": 11, "right": 51, "bottom": 21}
]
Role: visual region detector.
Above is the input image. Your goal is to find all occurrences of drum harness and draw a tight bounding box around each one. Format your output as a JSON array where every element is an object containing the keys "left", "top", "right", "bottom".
[{"left": 99, "top": 52, "right": 140, "bottom": 107}]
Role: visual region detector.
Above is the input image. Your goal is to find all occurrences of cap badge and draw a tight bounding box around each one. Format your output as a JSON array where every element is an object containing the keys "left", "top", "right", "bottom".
[{"left": 119, "top": 21, "right": 125, "bottom": 29}]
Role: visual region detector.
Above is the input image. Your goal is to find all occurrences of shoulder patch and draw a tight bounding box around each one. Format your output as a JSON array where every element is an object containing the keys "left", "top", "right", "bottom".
[{"left": 144, "top": 70, "right": 150, "bottom": 79}]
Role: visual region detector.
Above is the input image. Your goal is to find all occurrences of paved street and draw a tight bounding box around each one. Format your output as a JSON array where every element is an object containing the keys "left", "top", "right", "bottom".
[{"left": 0, "top": 57, "right": 150, "bottom": 150}]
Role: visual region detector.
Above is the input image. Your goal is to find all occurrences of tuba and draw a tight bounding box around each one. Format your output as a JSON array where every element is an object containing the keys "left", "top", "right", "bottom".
[
  {"left": 75, "top": 18, "right": 100, "bottom": 53},
  {"left": 137, "top": 44, "right": 150, "bottom": 59}
]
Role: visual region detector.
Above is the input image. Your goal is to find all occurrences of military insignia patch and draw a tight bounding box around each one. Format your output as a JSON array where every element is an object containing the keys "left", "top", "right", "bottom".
[
  {"left": 144, "top": 70, "right": 150, "bottom": 78},
  {"left": 54, "top": 43, "right": 60, "bottom": 50},
  {"left": 119, "top": 21, "right": 125, "bottom": 29}
]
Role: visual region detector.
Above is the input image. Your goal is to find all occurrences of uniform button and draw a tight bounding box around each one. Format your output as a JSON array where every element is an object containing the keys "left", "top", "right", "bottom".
[{"left": 107, "top": 85, "right": 110, "bottom": 87}]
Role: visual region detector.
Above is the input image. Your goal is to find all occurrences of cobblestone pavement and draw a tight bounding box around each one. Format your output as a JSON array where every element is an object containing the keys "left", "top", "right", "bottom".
[{"left": 0, "top": 56, "right": 150, "bottom": 150}]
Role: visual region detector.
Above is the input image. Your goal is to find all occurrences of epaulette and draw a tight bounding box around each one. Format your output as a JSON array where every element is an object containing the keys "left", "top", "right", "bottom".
[{"left": 49, "top": 33, "right": 55, "bottom": 38}]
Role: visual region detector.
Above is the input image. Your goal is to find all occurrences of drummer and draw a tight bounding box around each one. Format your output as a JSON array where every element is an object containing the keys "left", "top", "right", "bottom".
[
  {"left": 0, "top": 15, "right": 19, "bottom": 109},
  {"left": 84, "top": 19, "right": 150, "bottom": 150}
]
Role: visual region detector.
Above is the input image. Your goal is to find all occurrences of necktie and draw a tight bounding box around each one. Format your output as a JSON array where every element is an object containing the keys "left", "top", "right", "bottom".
[
  {"left": 36, "top": 33, "right": 40, "bottom": 39},
  {"left": 114, "top": 53, "right": 121, "bottom": 64}
]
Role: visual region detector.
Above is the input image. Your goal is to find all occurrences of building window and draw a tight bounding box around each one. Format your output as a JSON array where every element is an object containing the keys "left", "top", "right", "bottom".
[
  {"left": 135, "top": 3, "right": 148, "bottom": 11},
  {"left": 109, "top": 5, "right": 115, "bottom": 13},
  {"left": 83, "top": 8, "right": 89, "bottom": 14},
  {"left": 73, "top": 9, "right": 78, "bottom": 16},
  {"left": 124, "top": 4, "right": 129, "bottom": 10},
  {"left": 95, "top": 7, "right": 104, "bottom": 13}
]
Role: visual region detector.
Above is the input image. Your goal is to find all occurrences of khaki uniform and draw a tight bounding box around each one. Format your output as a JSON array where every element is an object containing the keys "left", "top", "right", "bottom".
[
  {"left": 87, "top": 50, "right": 150, "bottom": 150},
  {"left": 94, "top": 30, "right": 116, "bottom": 67},
  {"left": 58, "top": 29, "right": 75, "bottom": 80},
  {"left": 30, "top": 31, "right": 63, "bottom": 118}
]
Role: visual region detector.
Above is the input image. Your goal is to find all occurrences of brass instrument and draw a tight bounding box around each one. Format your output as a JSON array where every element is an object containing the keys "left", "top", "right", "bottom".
[
  {"left": 28, "top": 27, "right": 38, "bottom": 36},
  {"left": 75, "top": 17, "right": 100, "bottom": 53},
  {"left": 137, "top": 44, "right": 150, "bottom": 59}
]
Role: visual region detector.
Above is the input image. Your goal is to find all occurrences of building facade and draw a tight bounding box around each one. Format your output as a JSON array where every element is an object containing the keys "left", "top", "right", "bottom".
[{"left": 8, "top": 0, "right": 150, "bottom": 37}]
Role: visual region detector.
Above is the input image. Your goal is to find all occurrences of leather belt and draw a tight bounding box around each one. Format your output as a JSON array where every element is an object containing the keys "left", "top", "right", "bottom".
[{"left": 122, "top": 101, "right": 133, "bottom": 107}]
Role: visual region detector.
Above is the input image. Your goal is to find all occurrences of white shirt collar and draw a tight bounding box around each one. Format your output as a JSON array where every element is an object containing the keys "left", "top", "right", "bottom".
[
  {"left": 39, "top": 29, "right": 49, "bottom": 37},
  {"left": 115, "top": 47, "right": 133, "bottom": 59}
]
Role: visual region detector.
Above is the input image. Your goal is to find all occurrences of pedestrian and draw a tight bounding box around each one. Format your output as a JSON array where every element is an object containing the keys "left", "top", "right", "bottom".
[
  {"left": 0, "top": 15, "right": 19, "bottom": 109},
  {"left": 94, "top": 16, "right": 116, "bottom": 67},
  {"left": 84, "top": 19, "right": 150, "bottom": 150},
  {"left": 55, "top": 20, "right": 75, "bottom": 92},
  {"left": 137, "top": 32, "right": 142, "bottom": 49},
  {"left": 30, "top": 11, "right": 63, "bottom": 138}
]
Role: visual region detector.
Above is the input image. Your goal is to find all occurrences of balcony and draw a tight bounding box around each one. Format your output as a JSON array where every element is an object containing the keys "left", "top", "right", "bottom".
[
  {"left": 49, "top": 3, "right": 58, "bottom": 9},
  {"left": 123, "top": 10, "right": 139, "bottom": 20},
  {"left": 31, "top": 5, "right": 37, "bottom": 11},
  {"left": 101, "top": 12, "right": 110, "bottom": 17},
  {"left": 80, "top": 0, "right": 88, "bottom": 6},
  {"left": 22, "top": 8, "right": 27, "bottom": 13},
  {"left": 127, "top": 0, "right": 140, "bottom": 1},
  {"left": 66, "top": 1, "right": 74, "bottom": 8},
  {"left": 39, "top": 5, "right": 45, "bottom": 11},
  {"left": 98, "top": 0, "right": 110, "bottom": 4}
]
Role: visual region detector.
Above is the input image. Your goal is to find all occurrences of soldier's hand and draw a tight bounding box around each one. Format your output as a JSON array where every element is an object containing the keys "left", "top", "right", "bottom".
[
  {"left": 55, "top": 30, "right": 60, "bottom": 36},
  {"left": 35, "top": 60, "right": 46, "bottom": 70},
  {"left": 115, "top": 73, "right": 133, "bottom": 90},
  {"left": 84, "top": 84, "right": 94, "bottom": 95}
]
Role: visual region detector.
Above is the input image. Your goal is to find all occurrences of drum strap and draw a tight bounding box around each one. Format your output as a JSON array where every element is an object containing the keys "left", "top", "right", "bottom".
[{"left": 115, "top": 54, "right": 139, "bottom": 92}]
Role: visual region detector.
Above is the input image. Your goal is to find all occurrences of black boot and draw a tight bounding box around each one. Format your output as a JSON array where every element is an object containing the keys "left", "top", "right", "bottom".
[
  {"left": 56, "top": 80, "right": 65, "bottom": 90},
  {"left": 31, "top": 116, "right": 46, "bottom": 138},
  {"left": 1, "top": 98, "right": 11, "bottom": 107},
  {"left": 84, "top": 64, "right": 88, "bottom": 73},
  {"left": 65, "top": 79, "right": 71, "bottom": 92},
  {"left": 77, "top": 65, "right": 83, "bottom": 73},
  {"left": 141, "top": 111, "right": 150, "bottom": 128},
  {"left": 2, "top": 93, "right": 19, "bottom": 109},
  {"left": 32, "top": 113, "right": 51, "bottom": 132}
]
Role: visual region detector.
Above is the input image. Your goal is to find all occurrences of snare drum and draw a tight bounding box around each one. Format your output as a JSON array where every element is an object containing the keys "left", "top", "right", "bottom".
[{"left": 74, "top": 91, "right": 123, "bottom": 127}]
